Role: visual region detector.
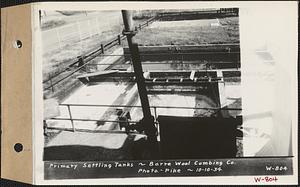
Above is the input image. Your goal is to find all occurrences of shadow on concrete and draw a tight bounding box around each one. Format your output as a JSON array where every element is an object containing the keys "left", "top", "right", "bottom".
[{"left": 44, "top": 133, "right": 151, "bottom": 161}]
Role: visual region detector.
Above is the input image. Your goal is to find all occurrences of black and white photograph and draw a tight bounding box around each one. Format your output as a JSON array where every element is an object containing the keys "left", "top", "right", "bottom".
[{"left": 36, "top": 3, "right": 297, "bottom": 184}]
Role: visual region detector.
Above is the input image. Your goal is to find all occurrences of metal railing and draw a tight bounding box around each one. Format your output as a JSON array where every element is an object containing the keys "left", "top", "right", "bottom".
[
  {"left": 43, "top": 16, "right": 157, "bottom": 88},
  {"left": 46, "top": 103, "right": 242, "bottom": 133}
]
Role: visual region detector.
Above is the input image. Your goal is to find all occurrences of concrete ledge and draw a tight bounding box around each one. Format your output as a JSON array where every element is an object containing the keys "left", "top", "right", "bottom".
[{"left": 124, "top": 44, "right": 240, "bottom": 54}]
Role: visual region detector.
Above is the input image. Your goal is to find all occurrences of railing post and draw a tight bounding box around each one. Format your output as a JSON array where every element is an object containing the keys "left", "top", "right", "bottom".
[
  {"left": 117, "top": 35, "right": 121, "bottom": 45},
  {"left": 49, "top": 73, "right": 54, "bottom": 93},
  {"left": 153, "top": 107, "right": 158, "bottom": 122},
  {"left": 78, "top": 55, "right": 87, "bottom": 71},
  {"left": 101, "top": 44, "right": 104, "bottom": 53},
  {"left": 67, "top": 105, "right": 76, "bottom": 132},
  {"left": 43, "top": 120, "right": 48, "bottom": 136}
]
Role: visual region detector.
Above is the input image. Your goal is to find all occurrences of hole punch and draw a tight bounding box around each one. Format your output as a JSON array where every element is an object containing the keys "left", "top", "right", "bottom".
[
  {"left": 13, "top": 40, "right": 22, "bottom": 49},
  {"left": 14, "top": 143, "right": 23, "bottom": 152}
]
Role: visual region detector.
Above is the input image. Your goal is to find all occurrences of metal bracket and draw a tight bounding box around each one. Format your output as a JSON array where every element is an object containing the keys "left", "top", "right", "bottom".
[
  {"left": 125, "top": 116, "right": 157, "bottom": 136},
  {"left": 122, "top": 29, "right": 138, "bottom": 36}
]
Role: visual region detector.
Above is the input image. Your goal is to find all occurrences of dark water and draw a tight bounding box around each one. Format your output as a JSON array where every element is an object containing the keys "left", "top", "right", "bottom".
[
  {"left": 110, "top": 59, "right": 239, "bottom": 71},
  {"left": 107, "top": 52, "right": 240, "bottom": 71}
]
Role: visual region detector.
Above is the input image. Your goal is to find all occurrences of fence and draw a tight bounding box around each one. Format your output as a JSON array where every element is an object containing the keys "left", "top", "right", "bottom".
[
  {"left": 46, "top": 103, "right": 242, "bottom": 133},
  {"left": 43, "top": 16, "right": 157, "bottom": 92},
  {"left": 42, "top": 15, "right": 123, "bottom": 52}
]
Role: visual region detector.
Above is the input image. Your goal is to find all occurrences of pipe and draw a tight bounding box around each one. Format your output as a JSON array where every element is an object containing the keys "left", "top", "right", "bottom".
[{"left": 121, "top": 10, "right": 157, "bottom": 142}]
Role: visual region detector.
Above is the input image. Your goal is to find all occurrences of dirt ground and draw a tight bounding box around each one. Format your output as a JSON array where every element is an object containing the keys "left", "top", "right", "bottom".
[{"left": 41, "top": 11, "right": 148, "bottom": 79}]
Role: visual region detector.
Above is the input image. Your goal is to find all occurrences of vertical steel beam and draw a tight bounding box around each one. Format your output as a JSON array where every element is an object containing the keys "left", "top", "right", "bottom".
[
  {"left": 130, "top": 44, "right": 153, "bottom": 119},
  {"left": 121, "top": 10, "right": 157, "bottom": 142}
]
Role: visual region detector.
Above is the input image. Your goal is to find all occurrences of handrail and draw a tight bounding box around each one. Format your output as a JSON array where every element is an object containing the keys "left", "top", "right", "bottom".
[
  {"left": 46, "top": 103, "right": 242, "bottom": 133},
  {"left": 49, "top": 117, "right": 139, "bottom": 124},
  {"left": 59, "top": 103, "right": 242, "bottom": 111},
  {"left": 46, "top": 126, "right": 145, "bottom": 135}
]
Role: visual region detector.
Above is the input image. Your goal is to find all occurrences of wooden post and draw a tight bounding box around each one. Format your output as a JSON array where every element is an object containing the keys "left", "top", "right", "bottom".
[
  {"left": 39, "top": 10, "right": 42, "bottom": 27},
  {"left": 49, "top": 73, "right": 54, "bottom": 92},
  {"left": 117, "top": 34, "right": 121, "bottom": 45},
  {"left": 101, "top": 44, "right": 104, "bottom": 53},
  {"left": 77, "top": 56, "right": 84, "bottom": 67},
  {"left": 43, "top": 120, "right": 48, "bottom": 136}
]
